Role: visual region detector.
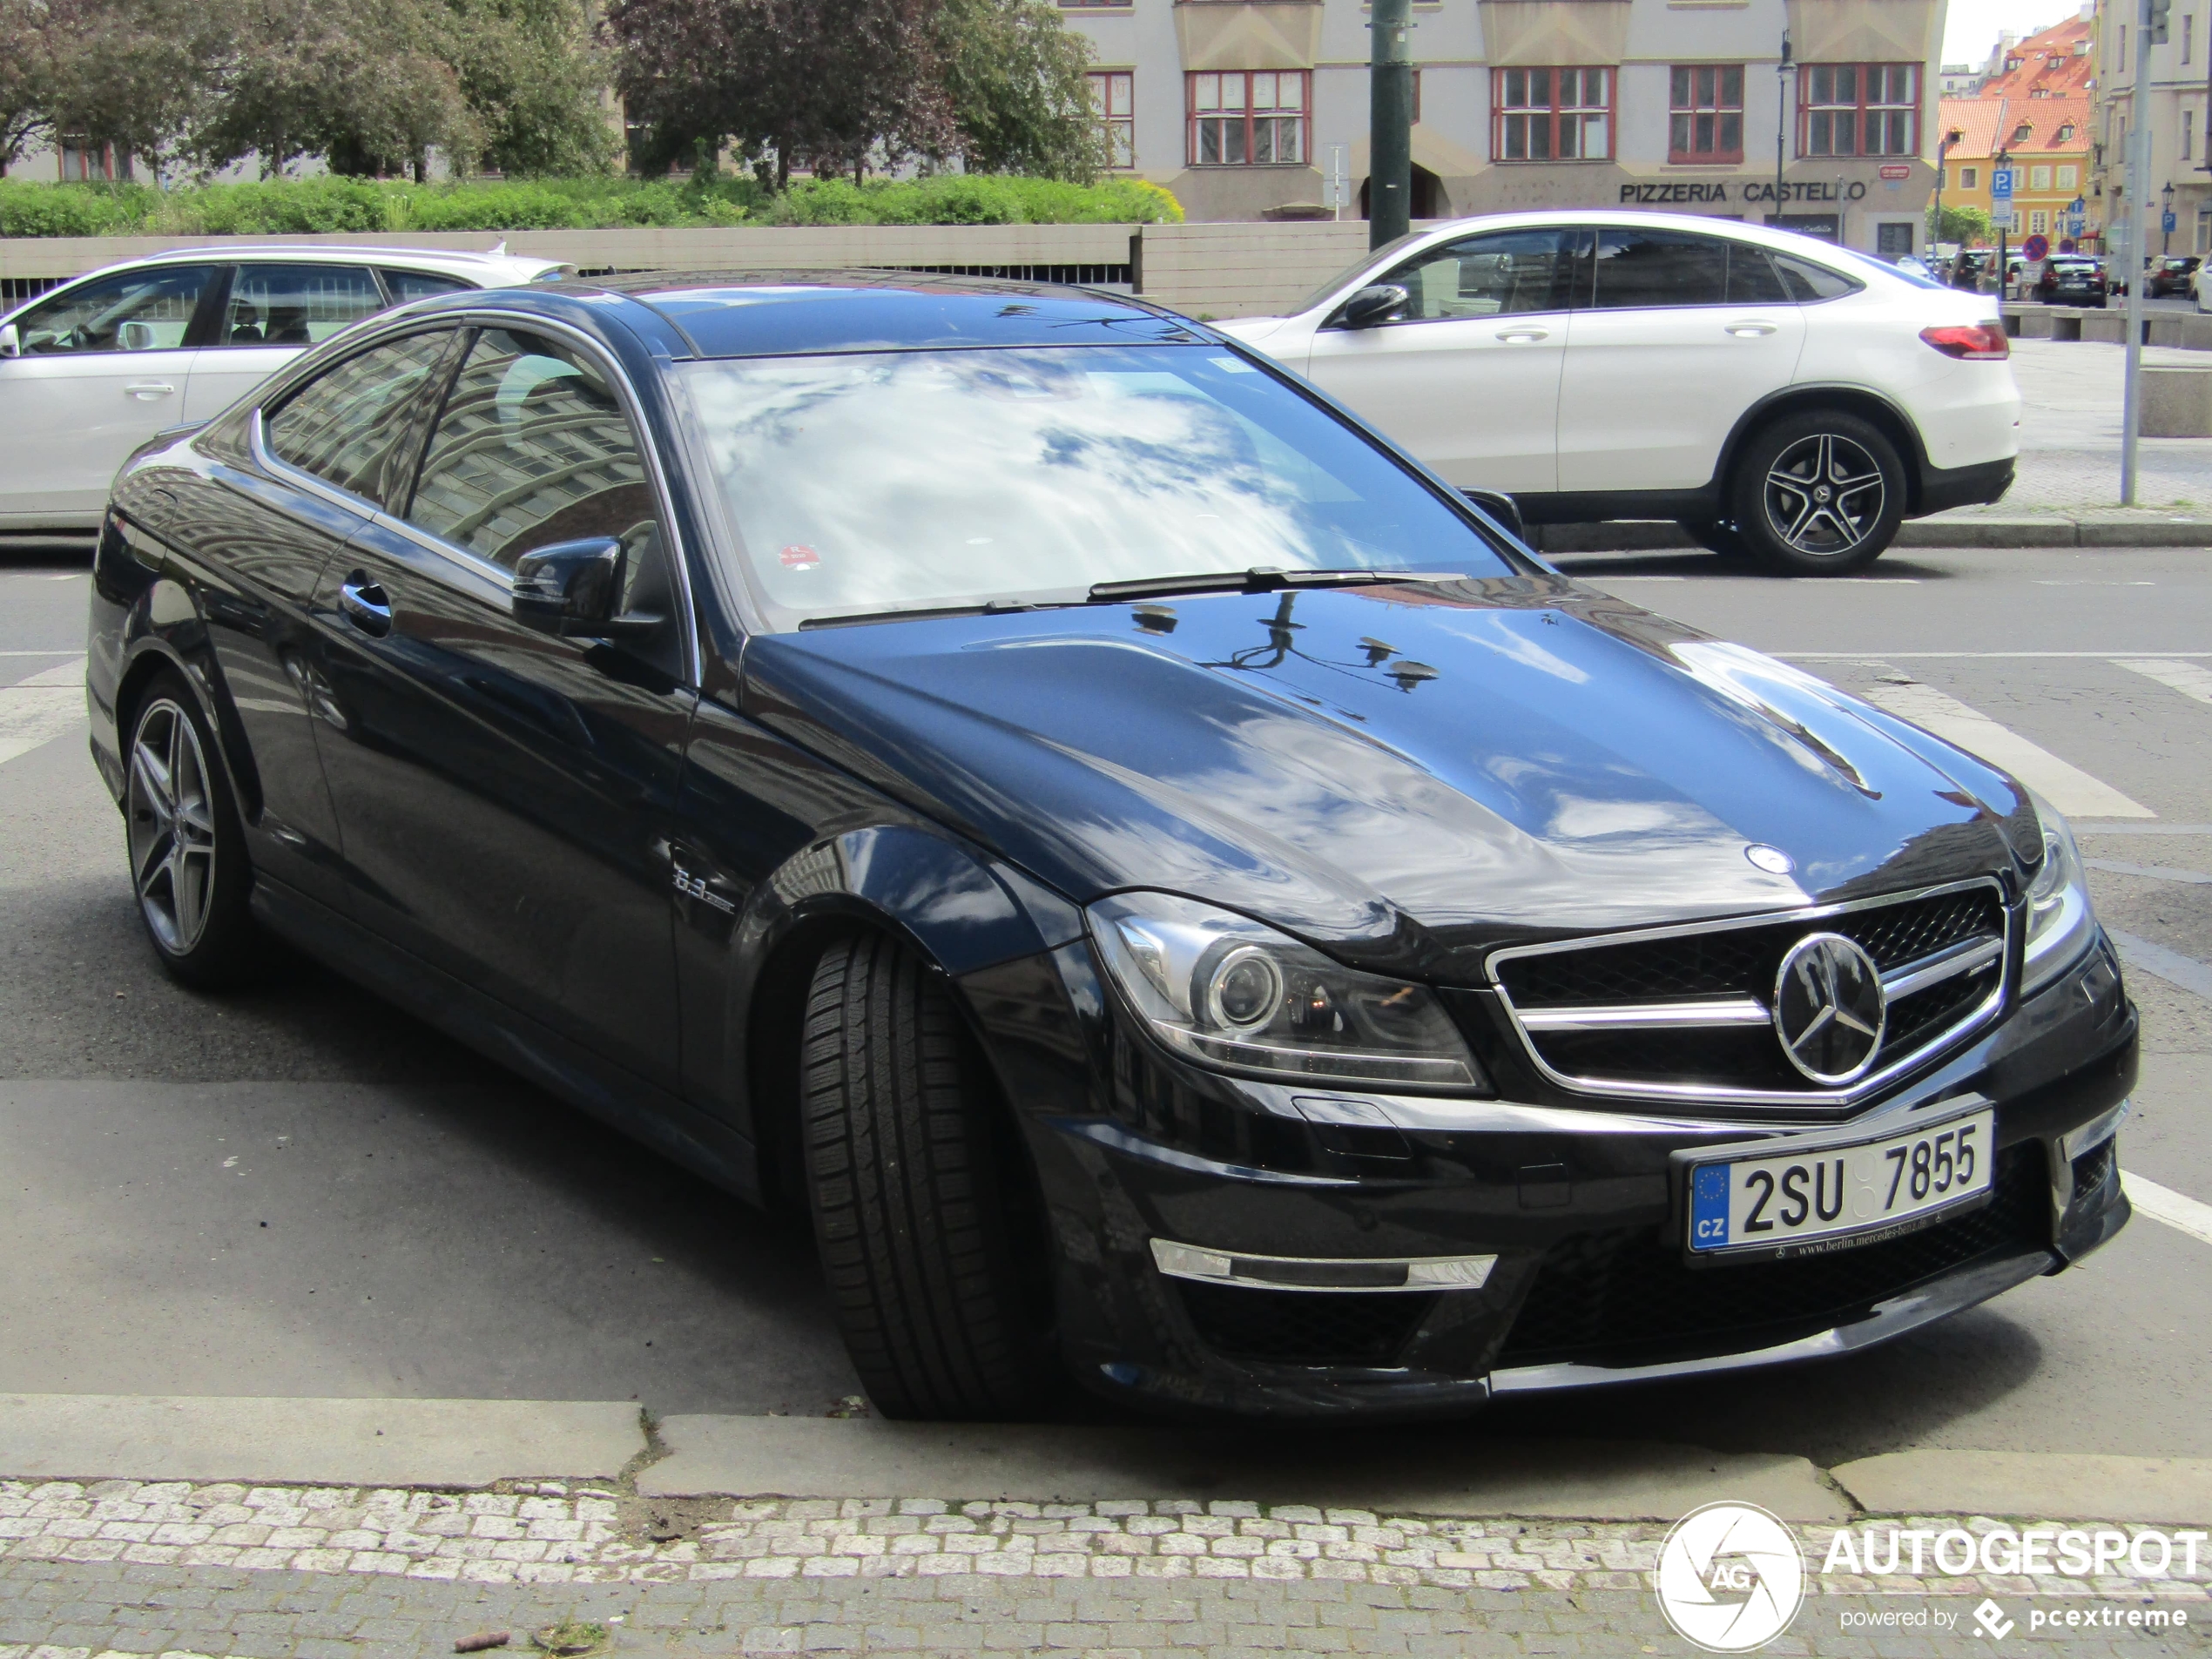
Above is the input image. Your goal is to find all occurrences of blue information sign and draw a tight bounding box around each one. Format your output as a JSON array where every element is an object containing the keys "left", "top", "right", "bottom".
[
  {"left": 1991, "top": 168, "right": 2014, "bottom": 200},
  {"left": 2165, "top": 211, "right": 2180, "bottom": 233}
]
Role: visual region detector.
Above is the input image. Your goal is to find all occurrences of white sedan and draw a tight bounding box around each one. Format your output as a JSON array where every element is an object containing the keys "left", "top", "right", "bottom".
[
  {"left": 0, "top": 245, "right": 563, "bottom": 537},
  {"left": 1219, "top": 212, "right": 2021, "bottom": 573}
]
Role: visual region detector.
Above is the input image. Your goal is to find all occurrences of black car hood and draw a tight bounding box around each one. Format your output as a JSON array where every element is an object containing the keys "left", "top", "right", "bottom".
[{"left": 741, "top": 577, "right": 2037, "bottom": 979}]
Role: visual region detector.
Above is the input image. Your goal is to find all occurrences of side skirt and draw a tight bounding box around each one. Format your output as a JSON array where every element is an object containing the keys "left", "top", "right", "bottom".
[{"left": 250, "top": 873, "right": 764, "bottom": 1204}]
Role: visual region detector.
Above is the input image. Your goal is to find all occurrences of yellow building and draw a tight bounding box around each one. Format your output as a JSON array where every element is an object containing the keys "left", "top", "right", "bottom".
[{"left": 1936, "top": 95, "right": 2095, "bottom": 247}]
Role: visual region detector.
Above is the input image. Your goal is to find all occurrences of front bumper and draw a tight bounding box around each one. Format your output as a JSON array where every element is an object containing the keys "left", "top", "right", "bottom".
[{"left": 965, "top": 930, "right": 2135, "bottom": 1419}]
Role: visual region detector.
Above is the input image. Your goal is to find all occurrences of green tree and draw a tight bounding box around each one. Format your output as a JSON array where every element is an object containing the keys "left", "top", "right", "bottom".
[
  {"left": 188, "top": 0, "right": 476, "bottom": 179},
  {"left": 0, "top": 0, "right": 53, "bottom": 173},
  {"left": 41, "top": 0, "right": 230, "bottom": 175},
  {"left": 438, "top": 0, "right": 618, "bottom": 176},
  {"left": 934, "top": 0, "right": 1103, "bottom": 181},
  {"left": 1933, "top": 202, "right": 1993, "bottom": 247}
]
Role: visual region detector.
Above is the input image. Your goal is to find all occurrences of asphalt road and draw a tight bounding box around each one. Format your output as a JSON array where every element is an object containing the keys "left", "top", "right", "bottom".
[{"left": 3, "top": 543, "right": 2209, "bottom": 1471}]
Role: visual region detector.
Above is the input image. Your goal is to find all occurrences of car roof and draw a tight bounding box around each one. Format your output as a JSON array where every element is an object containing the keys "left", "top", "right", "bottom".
[
  {"left": 123, "top": 244, "right": 564, "bottom": 282},
  {"left": 522, "top": 269, "right": 1209, "bottom": 359}
]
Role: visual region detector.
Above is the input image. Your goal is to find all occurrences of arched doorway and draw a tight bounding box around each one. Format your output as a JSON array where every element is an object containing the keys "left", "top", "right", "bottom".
[{"left": 1359, "top": 165, "right": 1446, "bottom": 221}]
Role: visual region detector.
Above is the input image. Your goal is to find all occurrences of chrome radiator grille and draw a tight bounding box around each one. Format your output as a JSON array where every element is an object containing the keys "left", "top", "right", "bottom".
[{"left": 1489, "top": 880, "right": 2009, "bottom": 1108}]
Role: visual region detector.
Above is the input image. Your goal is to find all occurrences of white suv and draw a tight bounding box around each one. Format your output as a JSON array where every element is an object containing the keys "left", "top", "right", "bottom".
[
  {"left": 0, "top": 245, "right": 564, "bottom": 537},
  {"left": 1218, "top": 212, "right": 2020, "bottom": 574}
]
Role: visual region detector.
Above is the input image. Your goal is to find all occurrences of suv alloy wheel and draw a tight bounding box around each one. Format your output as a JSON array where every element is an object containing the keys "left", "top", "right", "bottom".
[{"left": 1730, "top": 408, "right": 1906, "bottom": 576}]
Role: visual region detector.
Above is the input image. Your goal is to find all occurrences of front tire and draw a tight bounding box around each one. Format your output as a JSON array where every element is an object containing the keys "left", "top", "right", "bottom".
[
  {"left": 124, "top": 671, "right": 265, "bottom": 988},
  {"left": 1729, "top": 409, "right": 1905, "bottom": 576},
  {"left": 800, "top": 933, "right": 1055, "bottom": 1420}
]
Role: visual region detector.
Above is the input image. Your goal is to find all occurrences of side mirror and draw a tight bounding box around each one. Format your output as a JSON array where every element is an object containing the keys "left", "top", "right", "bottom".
[
  {"left": 1462, "top": 488, "right": 1526, "bottom": 544},
  {"left": 513, "top": 537, "right": 624, "bottom": 637},
  {"left": 1333, "top": 284, "right": 1409, "bottom": 330},
  {"left": 0, "top": 322, "right": 18, "bottom": 359},
  {"left": 118, "top": 320, "right": 156, "bottom": 351}
]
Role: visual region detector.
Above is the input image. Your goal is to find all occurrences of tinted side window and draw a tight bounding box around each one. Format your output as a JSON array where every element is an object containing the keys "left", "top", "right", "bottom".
[
  {"left": 1772, "top": 254, "right": 1863, "bottom": 301},
  {"left": 408, "top": 328, "right": 660, "bottom": 574},
  {"left": 1724, "top": 246, "right": 1793, "bottom": 304},
  {"left": 266, "top": 330, "right": 456, "bottom": 505},
  {"left": 1382, "top": 229, "right": 1586, "bottom": 320},
  {"left": 385, "top": 270, "right": 473, "bottom": 303},
  {"left": 15, "top": 265, "right": 215, "bottom": 355},
  {"left": 1590, "top": 229, "right": 1731, "bottom": 308},
  {"left": 223, "top": 264, "right": 384, "bottom": 348}
]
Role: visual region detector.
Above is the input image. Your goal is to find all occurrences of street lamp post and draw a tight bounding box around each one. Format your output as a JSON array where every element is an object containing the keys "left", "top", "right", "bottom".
[
  {"left": 2163, "top": 179, "right": 2176, "bottom": 253},
  {"left": 1775, "top": 32, "right": 1792, "bottom": 229}
]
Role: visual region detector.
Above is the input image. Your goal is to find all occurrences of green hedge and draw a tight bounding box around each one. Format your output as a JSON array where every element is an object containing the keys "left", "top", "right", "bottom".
[{"left": 0, "top": 172, "right": 1181, "bottom": 236}]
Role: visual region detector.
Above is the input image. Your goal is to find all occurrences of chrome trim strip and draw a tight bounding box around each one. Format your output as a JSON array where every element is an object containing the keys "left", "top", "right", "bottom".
[
  {"left": 2060, "top": 1097, "right": 2130, "bottom": 1163},
  {"left": 1519, "top": 997, "right": 1770, "bottom": 1033},
  {"left": 1486, "top": 878, "right": 2013, "bottom": 1111},
  {"left": 1150, "top": 1238, "right": 1496, "bottom": 1293},
  {"left": 1487, "top": 1247, "right": 2053, "bottom": 1393},
  {"left": 1882, "top": 935, "right": 2004, "bottom": 1001}
]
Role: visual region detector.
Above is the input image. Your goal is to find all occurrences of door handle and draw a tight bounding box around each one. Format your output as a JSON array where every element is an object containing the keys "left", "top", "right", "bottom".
[
  {"left": 125, "top": 382, "right": 176, "bottom": 399},
  {"left": 1725, "top": 322, "right": 1779, "bottom": 337},
  {"left": 1495, "top": 327, "right": 1550, "bottom": 342},
  {"left": 338, "top": 574, "right": 393, "bottom": 637}
]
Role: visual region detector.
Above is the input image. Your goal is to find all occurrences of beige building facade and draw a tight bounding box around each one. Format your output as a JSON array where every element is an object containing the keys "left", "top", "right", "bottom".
[
  {"left": 1064, "top": 0, "right": 1947, "bottom": 253},
  {"left": 2091, "top": 0, "right": 2212, "bottom": 257}
]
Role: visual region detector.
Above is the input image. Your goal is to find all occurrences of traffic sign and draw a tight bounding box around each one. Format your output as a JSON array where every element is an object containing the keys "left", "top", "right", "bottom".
[
  {"left": 1992, "top": 168, "right": 2014, "bottom": 200},
  {"left": 2023, "top": 233, "right": 2050, "bottom": 260},
  {"left": 1991, "top": 207, "right": 2016, "bottom": 230},
  {"left": 2164, "top": 211, "right": 2179, "bottom": 233}
]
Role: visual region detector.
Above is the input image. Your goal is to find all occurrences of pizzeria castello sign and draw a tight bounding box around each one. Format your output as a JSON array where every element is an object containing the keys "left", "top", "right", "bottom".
[{"left": 1620, "top": 180, "right": 1872, "bottom": 206}]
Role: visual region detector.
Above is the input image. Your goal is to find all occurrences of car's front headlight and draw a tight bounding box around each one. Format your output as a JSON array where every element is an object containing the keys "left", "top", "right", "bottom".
[
  {"left": 2023, "top": 793, "right": 2098, "bottom": 995},
  {"left": 1087, "top": 893, "right": 1487, "bottom": 1093}
]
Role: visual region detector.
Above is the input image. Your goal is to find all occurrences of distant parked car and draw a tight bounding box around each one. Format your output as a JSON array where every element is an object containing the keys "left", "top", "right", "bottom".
[
  {"left": 2038, "top": 256, "right": 2110, "bottom": 308},
  {"left": 2146, "top": 255, "right": 2199, "bottom": 299},
  {"left": 0, "top": 245, "right": 563, "bottom": 537},
  {"left": 1218, "top": 212, "right": 2020, "bottom": 575}
]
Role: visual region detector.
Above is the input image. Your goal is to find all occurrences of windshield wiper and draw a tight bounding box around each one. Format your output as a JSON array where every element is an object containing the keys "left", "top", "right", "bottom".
[
  {"left": 797, "top": 597, "right": 1072, "bottom": 631},
  {"left": 1086, "top": 568, "right": 1465, "bottom": 604}
]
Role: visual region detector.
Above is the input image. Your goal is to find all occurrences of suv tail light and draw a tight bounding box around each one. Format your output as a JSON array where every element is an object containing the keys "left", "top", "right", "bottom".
[{"left": 1920, "top": 322, "right": 2011, "bottom": 361}]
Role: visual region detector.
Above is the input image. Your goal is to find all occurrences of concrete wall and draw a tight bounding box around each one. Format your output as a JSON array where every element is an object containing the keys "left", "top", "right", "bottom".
[{"left": 0, "top": 225, "right": 1143, "bottom": 282}]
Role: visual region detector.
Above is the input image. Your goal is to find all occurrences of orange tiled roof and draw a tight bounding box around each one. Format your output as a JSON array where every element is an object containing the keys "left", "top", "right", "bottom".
[
  {"left": 1975, "top": 16, "right": 2094, "bottom": 99},
  {"left": 1939, "top": 94, "right": 2093, "bottom": 158}
]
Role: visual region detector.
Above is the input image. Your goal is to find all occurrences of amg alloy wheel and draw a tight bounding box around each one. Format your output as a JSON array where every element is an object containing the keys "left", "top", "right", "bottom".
[
  {"left": 125, "top": 672, "right": 264, "bottom": 985},
  {"left": 1731, "top": 410, "right": 1905, "bottom": 576}
]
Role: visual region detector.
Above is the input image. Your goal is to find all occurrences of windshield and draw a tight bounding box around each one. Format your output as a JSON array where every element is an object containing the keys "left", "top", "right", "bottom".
[
  {"left": 1840, "top": 247, "right": 1944, "bottom": 290},
  {"left": 680, "top": 345, "right": 1514, "bottom": 630},
  {"left": 1286, "top": 232, "right": 1426, "bottom": 316}
]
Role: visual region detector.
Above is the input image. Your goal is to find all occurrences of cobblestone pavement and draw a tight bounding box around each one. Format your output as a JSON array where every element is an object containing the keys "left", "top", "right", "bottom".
[
  {"left": 1949, "top": 340, "right": 2212, "bottom": 515},
  {"left": 2, "top": 1482, "right": 2205, "bottom": 1656}
]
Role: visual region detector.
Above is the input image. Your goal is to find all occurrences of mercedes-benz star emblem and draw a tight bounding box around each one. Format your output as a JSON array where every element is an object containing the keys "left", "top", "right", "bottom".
[{"left": 1773, "top": 933, "right": 1887, "bottom": 1084}]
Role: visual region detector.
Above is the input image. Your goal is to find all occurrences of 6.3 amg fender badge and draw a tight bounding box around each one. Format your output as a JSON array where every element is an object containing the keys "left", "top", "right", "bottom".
[{"left": 1772, "top": 933, "right": 1886, "bottom": 1084}]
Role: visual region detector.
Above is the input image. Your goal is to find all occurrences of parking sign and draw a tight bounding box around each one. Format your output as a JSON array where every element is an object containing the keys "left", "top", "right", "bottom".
[{"left": 1992, "top": 168, "right": 2014, "bottom": 201}]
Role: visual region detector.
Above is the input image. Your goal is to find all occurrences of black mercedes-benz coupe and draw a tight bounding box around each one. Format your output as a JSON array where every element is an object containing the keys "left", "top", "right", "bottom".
[{"left": 87, "top": 273, "right": 2135, "bottom": 1419}]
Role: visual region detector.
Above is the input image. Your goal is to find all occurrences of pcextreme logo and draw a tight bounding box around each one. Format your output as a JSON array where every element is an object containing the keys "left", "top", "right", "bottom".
[{"left": 1656, "top": 1502, "right": 1807, "bottom": 1653}]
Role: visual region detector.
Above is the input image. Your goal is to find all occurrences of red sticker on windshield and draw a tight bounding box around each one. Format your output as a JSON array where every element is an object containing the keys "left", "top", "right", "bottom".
[{"left": 780, "top": 544, "right": 820, "bottom": 570}]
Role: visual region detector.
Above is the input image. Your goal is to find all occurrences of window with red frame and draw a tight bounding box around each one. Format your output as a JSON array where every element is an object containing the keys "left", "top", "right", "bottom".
[
  {"left": 1088, "top": 71, "right": 1135, "bottom": 168},
  {"left": 1669, "top": 65, "right": 1743, "bottom": 162},
  {"left": 1188, "top": 71, "right": 1308, "bottom": 165},
  {"left": 1799, "top": 63, "right": 1919, "bottom": 157},
  {"left": 1494, "top": 68, "right": 1613, "bottom": 161}
]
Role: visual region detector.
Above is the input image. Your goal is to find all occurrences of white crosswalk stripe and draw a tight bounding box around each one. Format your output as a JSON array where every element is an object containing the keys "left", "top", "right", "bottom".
[
  {"left": 2115, "top": 658, "right": 2212, "bottom": 707},
  {"left": 0, "top": 655, "right": 86, "bottom": 766},
  {"left": 2122, "top": 1172, "right": 2212, "bottom": 1250},
  {"left": 2086, "top": 859, "right": 2212, "bottom": 884},
  {"left": 2108, "top": 929, "right": 2212, "bottom": 1001},
  {"left": 1857, "top": 673, "right": 2157, "bottom": 819}
]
